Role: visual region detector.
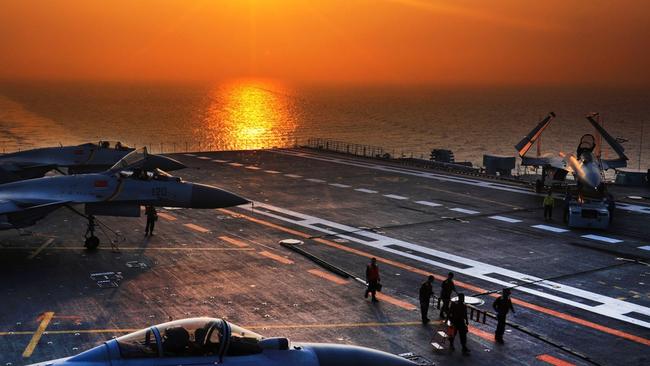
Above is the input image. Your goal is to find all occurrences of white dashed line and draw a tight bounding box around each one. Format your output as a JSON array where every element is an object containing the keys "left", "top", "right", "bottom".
[
  {"left": 449, "top": 208, "right": 480, "bottom": 215},
  {"left": 329, "top": 183, "right": 351, "bottom": 188},
  {"left": 384, "top": 194, "right": 409, "bottom": 200},
  {"left": 414, "top": 200, "right": 443, "bottom": 207},
  {"left": 638, "top": 245, "right": 650, "bottom": 251},
  {"left": 489, "top": 216, "right": 522, "bottom": 223},
  {"left": 229, "top": 163, "right": 243, "bottom": 167},
  {"left": 355, "top": 188, "right": 378, "bottom": 194},
  {"left": 212, "top": 159, "right": 229, "bottom": 163},
  {"left": 531, "top": 224, "right": 569, "bottom": 233},
  {"left": 245, "top": 166, "right": 261, "bottom": 170},
  {"left": 184, "top": 153, "right": 196, "bottom": 157},
  {"left": 581, "top": 234, "right": 623, "bottom": 244},
  {"left": 197, "top": 156, "right": 211, "bottom": 160},
  {"left": 285, "top": 174, "right": 302, "bottom": 178},
  {"left": 306, "top": 178, "right": 326, "bottom": 183},
  {"left": 265, "top": 170, "right": 281, "bottom": 174}
]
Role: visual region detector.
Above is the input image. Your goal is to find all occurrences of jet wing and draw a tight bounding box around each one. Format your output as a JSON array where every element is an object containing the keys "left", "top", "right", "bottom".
[
  {"left": 0, "top": 199, "right": 69, "bottom": 215},
  {"left": 585, "top": 113, "right": 628, "bottom": 169},
  {"left": 0, "top": 163, "right": 58, "bottom": 184},
  {"left": 515, "top": 112, "right": 556, "bottom": 157}
]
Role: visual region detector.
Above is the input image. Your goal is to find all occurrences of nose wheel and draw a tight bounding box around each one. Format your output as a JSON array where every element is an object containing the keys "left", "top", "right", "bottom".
[{"left": 84, "top": 215, "right": 100, "bottom": 250}]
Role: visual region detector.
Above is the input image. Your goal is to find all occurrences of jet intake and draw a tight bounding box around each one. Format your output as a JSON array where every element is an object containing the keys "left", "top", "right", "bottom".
[{"left": 85, "top": 203, "right": 141, "bottom": 217}]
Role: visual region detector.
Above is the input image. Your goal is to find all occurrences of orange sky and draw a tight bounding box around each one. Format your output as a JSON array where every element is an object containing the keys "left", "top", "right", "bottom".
[{"left": 1, "top": 0, "right": 649, "bottom": 86}]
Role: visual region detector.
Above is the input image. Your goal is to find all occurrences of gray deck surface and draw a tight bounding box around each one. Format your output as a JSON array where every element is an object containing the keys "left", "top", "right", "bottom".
[{"left": 1, "top": 148, "right": 649, "bottom": 366}]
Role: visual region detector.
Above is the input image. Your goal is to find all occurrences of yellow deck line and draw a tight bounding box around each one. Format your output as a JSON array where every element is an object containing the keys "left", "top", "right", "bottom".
[
  {"left": 22, "top": 312, "right": 54, "bottom": 358},
  {"left": 259, "top": 250, "right": 294, "bottom": 264},
  {"left": 157, "top": 212, "right": 177, "bottom": 221},
  {"left": 183, "top": 223, "right": 211, "bottom": 233},
  {"left": 27, "top": 238, "right": 55, "bottom": 259},
  {"left": 308, "top": 269, "right": 349, "bottom": 285},
  {"left": 219, "top": 235, "right": 249, "bottom": 248}
]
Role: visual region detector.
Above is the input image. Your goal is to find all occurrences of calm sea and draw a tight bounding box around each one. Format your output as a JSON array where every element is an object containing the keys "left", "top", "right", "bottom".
[{"left": 0, "top": 80, "right": 648, "bottom": 169}]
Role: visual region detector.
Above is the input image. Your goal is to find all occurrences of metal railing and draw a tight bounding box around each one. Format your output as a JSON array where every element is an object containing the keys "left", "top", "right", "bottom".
[{"left": 306, "top": 138, "right": 388, "bottom": 158}]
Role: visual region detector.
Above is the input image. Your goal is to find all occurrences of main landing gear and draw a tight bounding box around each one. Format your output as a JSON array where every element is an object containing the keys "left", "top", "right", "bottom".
[{"left": 84, "top": 215, "right": 100, "bottom": 250}]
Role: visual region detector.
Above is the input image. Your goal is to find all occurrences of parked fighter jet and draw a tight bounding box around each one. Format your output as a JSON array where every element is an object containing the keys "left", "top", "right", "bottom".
[
  {"left": 0, "top": 148, "right": 247, "bottom": 249},
  {"left": 28, "top": 317, "right": 421, "bottom": 366},
  {"left": 0, "top": 141, "right": 186, "bottom": 183},
  {"left": 515, "top": 112, "right": 628, "bottom": 194}
]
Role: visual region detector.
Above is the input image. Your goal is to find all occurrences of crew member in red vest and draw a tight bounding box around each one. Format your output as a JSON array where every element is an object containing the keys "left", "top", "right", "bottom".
[{"left": 364, "top": 257, "right": 380, "bottom": 303}]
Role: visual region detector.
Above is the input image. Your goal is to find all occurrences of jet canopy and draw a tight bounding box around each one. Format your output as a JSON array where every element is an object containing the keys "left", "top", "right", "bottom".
[
  {"left": 97, "top": 140, "right": 131, "bottom": 150},
  {"left": 109, "top": 147, "right": 149, "bottom": 171},
  {"left": 114, "top": 318, "right": 264, "bottom": 359}
]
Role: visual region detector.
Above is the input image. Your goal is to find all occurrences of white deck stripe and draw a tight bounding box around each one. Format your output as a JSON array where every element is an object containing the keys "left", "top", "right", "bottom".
[
  {"left": 531, "top": 224, "right": 569, "bottom": 233},
  {"left": 197, "top": 156, "right": 211, "bottom": 160},
  {"left": 271, "top": 150, "right": 650, "bottom": 215},
  {"left": 329, "top": 183, "right": 351, "bottom": 188},
  {"left": 265, "top": 170, "right": 281, "bottom": 174},
  {"left": 285, "top": 174, "right": 302, "bottom": 178},
  {"left": 489, "top": 215, "right": 522, "bottom": 223},
  {"left": 415, "top": 200, "right": 443, "bottom": 207},
  {"left": 228, "top": 163, "right": 243, "bottom": 167},
  {"left": 245, "top": 166, "right": 261, "bottom": 170},
  {"left": 355, "top": 188, "right": 378, "bottom": 194},
  {"left": 306, "top": 178, "right": 326, "bottom": 183},
  {"left": 581, "top": 234, "right": 623, "bottom": 244},
  {"left": 450, "top": 208, "right": 480, "bottom": 215},
  {"left": 384, "top": 194, "right": 409, "bottom": 200},
  {"left": 184, "top": 153, "right": 196, "bottom": 157},
  {"left": 638, "top": 245, "right": 650, "bottom": 251},
  {"left": 212, "top": 159, "right": 229, "bottom": 163},
  {"left": 244, "top": 202, "right": 650, "bottom": 329}
]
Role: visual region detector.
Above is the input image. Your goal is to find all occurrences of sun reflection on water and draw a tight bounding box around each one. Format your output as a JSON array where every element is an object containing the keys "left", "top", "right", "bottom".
[{"left": 201, "top": 79, "right": 297, "bottom": 150}]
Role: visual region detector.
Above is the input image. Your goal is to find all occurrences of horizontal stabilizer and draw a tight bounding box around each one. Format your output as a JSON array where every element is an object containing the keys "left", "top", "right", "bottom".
[{"left": 515, "top": 112, "right": 556, "bottom": 157}]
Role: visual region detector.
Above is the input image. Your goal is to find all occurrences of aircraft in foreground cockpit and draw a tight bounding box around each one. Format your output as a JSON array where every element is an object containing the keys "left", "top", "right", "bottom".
[
  {"left": 0, "top": 141, "right": 185, "bottom": 183},
  {"left": 28, "top": 317, "right": 424, "bottom": 366},
  {"left": 0, "top": 148, "right": 247, "bottom": 249}
]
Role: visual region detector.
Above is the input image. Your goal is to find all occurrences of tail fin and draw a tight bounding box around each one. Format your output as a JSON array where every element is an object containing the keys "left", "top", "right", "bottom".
[
  {"left": 585, "top": 113, "right": 628, "bottom": 169},
  {"left": 515, "top": 112, "right": 556, "bottom": 157}
]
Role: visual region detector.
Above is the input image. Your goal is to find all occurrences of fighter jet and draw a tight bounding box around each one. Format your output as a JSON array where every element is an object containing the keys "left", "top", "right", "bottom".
[
  {"left": 0, "top": 148, "right": 247, "bottom": 249},
  {"left": 27, "top": 317, "right": 422, "bottom": 366},
  {"left": 0, "top": 140, "right": 186, "bottom": 183},
  {"left": 515, "top": 112, "right": 628, "bottom": 195}
]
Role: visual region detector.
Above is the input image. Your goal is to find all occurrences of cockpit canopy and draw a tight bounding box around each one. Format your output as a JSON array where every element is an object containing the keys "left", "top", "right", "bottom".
[
  {"left": 115, "top": 318, "right": 264, "bottom": 359},
  {"left": 118, "top": 168, "right": 182, "bottom": 182},
  {"left": 110, "top": 147, "right": 148, "bottom": 171},
  {"left": 97, "top": 140, "right": 131, "bottom": 150}
]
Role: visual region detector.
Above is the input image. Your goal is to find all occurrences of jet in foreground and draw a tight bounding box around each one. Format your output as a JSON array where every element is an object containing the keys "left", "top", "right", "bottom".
[
  {"left": 0, "top": 141, "right": 186, "bottom": 183},
  {"left": 28, "top": 317, "right": 421, "bottom": 366},
  {"left": 0, "top": 148, "right": 247, "bottom": 249},
  {"left": 515, "top": 112, "right": 628, "bottom": 195}
]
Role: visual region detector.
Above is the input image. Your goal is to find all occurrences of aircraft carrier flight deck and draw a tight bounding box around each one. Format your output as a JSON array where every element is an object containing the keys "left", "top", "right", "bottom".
[{"left": 1, "top": 148, "right": 649, "bottom": 366}]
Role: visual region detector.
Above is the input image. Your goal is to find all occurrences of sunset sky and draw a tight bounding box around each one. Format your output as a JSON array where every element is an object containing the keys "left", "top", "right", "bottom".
[{"left": 1, "top": 0, "right": 649, "bottom": 86}]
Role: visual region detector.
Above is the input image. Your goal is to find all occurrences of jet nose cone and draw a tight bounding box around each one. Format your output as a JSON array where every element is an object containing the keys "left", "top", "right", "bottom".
[
  {"left": 190, "top": 183, "right": 249, "bottom": 209},
  {"left": 308, "top": 344, "right": 417, "bottom": 366},
  {"left": 144, "top": 155, "right": 187, "bottom": 172}
]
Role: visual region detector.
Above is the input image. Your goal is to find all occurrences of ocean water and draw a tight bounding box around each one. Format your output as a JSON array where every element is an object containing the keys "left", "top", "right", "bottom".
[{"left": 0, "top": 80, "right": 648, "bottom": 169}]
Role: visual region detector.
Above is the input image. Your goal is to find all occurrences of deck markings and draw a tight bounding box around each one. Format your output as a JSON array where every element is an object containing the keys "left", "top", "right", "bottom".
[
  {"left": 383, "top": 194, "right": 409, "bottom": 200},
  {"left": 259, "top": 250, "right": 294, "bottom": 264},
  {"left": 306, "top": 178, "right": 326, "bottom": 183},
  {"left": 183, "top": 153, "right": 196, "bottom": 157},
  {"left": 272, "top": 150, "right": 650, "bottom": 216},
  {"left": 245, "top": 166, "right": 261, "bottom": 170},
  {"left": 450, "top": 207, "right": 480, "bottom": 215},
  {"left": 531, "top": 224, "right": 569, "bottom": 233},
  {"left": 414, "top": 200, "right": 442, "bottom": 207},
  {"left": 355, "top": 188, "right": 378, "bottom": 193},
  {"left": 235, "top": 202, "right": 650, "bottom": 332},
  {"left": 157, "top": 212, "right": 177, "bottom": 221},
  {"left": 308, "top": 269, "right": 348, "bottom": 285},
  {"left": 375, "top": 293, "right": 417, "bottom": 310},
  {"left": 219, "top": 207, "right": 650, "bottom": 346},
  {"left": 581, "top": 234, "right": 623, "bottom": 244},
  {"left": 284, "top": 174, "right": 302, "bottom": 178},
  {"left": 329, "top": 183, "right": 351, "bottom": 188},
  {"left": 183, "top": 223, "right": 210, "bottom": 233},
  {"left": 22, "top": 312, "right": 54, "bottom": 358},
  {"left": 536, "top": 354, "right": 576, "bottom": 366},
  {"left": 638, "top": 245, "right": 650, "bottom": 251},
  {"left": 228, "top": 162, "right": 243, "bottom": 167},
  {"left": 264, "top": 170, "right": 281, "bottom": 174},
  {"left": 197, "top": 156, "right": 211, "bottom": 160},
  {"left": 212, "top": 159, "right": 229, "bottom": 163},
  {"left": 219, "top": 235, "right": 249, "bottom": 248},
  {"left": 27, "top": 238, "right": 55, "bottom": 260},
  {"left": 489, "top": 215, "right": 522, "bottom": 223},
  {"left": 468, "top": 326, "right": 496, "bottom": 342}
]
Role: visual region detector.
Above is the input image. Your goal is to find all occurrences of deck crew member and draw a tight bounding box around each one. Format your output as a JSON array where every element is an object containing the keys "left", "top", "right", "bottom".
[
  {"left": 419, "top": 275, "right": 435, "bottom": 324},
  {"left": 145, "top": 205, "right": 158, "bottom": 236},
  {"left": 448, "top": 293, "right": 470, "bottom": 355},
  {"left": 543, "top": 191, "right": 555, "bottom": 221},
  {"left": 493, "top": 288, "right": 515, "bottom": 344},
  {"left": 440, "top": 272, "right": 456, "bottom": 319},
  {"left": 364, "top": 257, "right": 380, "bottom": 303}
]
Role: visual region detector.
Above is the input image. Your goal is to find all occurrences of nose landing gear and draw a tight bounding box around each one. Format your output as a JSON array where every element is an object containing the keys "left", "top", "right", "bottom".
[{"left": 84, "top": 215, "right": 100, "bottom": 250}]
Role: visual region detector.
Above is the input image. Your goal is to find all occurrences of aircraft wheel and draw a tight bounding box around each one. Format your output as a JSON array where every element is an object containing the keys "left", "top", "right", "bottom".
[{"left": 85, "top": 236, "right": 100, "bottom": 250}]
